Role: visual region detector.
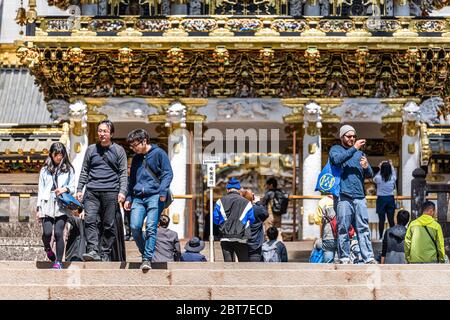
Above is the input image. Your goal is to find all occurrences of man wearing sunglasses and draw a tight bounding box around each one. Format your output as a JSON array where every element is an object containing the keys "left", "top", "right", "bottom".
[{"left": 329, "top": 124, "right": 375, "bottom": 264}]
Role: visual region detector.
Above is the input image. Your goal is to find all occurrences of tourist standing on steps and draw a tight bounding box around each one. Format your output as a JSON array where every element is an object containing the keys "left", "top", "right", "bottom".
[
  {"left": 213, "top": 177, "right": 255, "bottom": 262},
  {"left": 124, "top": 129, "right": 173, "bottom": 270},
  {"left": 329, "top": 124, "right": 376, "bottom": 264},
  {"left": 37, "top": 142, "right": 75, "bottom": 269},
  {"left": 76, "top": 120, "right": 128, "bottom": 262},
  {"left": 241, "top": 189, "right": 268, "bottom": 262},
  {"left": 373, "top": 160, "right": 397, "bottom": 239},
  {"left": 405, "top": 201, "right": 445, "bottom": 264}
]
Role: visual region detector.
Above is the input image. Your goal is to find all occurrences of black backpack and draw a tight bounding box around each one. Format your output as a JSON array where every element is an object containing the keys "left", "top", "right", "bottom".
[{"left": 272, "top": 190, "right": 289, "bottom": 215}]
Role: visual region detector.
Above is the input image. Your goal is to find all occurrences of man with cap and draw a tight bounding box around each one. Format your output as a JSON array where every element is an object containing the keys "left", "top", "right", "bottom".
[
  {"left": 180, "top": 237, "right": 207, "bottom": 262},
  {"left": 213, "top": 177, "right": 255, "bottom": 262},
  {"left": 329, "top": 124, "right": 375, "bottom": 264}
]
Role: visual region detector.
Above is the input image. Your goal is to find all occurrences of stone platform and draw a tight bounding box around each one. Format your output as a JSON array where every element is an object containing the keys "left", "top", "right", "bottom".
[{"left": 0, "top": 261, "right": 449, "bottom": 300}]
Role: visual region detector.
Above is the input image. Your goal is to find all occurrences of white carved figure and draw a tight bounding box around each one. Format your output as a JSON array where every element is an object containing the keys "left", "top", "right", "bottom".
[
  {"left": 304, "top": 101, "right": 322, "bottom": 122},
  {"left": 403, "top": 100, "right": 421, "bottom": 122},
  {"left": 418, "top": 97, "right": 448, "bottom": 125},
  {"left": 333, "top": 99, "right": 391, "bottom": 123},
  {"left": 69, "top": 100, "right": 87, "bottom": 124},
  {"left": 97, "top": 98, "right": 157, "bottom": 122},
  {"left": 47, "top": 99, "right": 71, "bottom": 122},
  {"left": 166, "top": 102, "right": 187, "bottom": 127}
]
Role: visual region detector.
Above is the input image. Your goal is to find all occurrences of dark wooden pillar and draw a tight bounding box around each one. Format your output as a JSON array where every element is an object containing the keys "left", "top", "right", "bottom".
[{"left": 410, "top": 168, "right": 427, "bottom": 220}]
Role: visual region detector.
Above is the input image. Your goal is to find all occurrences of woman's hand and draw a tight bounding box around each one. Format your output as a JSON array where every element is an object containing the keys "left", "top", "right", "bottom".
[{"left": 54, "top": 187, "right": 67, "bottom": 196}]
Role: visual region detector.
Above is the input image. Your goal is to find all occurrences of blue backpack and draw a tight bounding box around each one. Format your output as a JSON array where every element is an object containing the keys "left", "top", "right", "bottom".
[
  {"left": 309, "top": 248, "right": 324, "bottom": 263},
  {"left": 315, "top": 159, "right": 342, "bottom": 197}
]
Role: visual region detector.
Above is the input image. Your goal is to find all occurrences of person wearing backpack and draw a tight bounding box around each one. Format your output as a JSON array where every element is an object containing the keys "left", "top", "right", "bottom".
[
  {"left": 381, "top": 209, "right": 409, "bottom": 264},
  {"left": 76, "top": 120, "right": 128, "bottom": 262},
  {"left": 405, "top": 201, "right": 445, "bottom": 263},
  {"left": 314, "top": 194, "right": 359, "bottom": 263},
  {"left": 262, "top": 227, "right": 288, "bottom": 262},
  {"left": 329, "top": 124, "right": 375, "bottom": 264},
  {"left": 309, "top": 239, "right": 324, "bottom": 263},
  {"left": 124, "top": 129, "right": 173, "bottom": 270},
  {"left": 314, "top": 194, "right": 337, "bottom": 263},
  {"left": 261, "top": 177, "right": 288, "bottom": 240}
]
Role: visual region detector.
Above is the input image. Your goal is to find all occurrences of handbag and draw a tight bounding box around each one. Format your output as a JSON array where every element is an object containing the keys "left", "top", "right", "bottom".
[
  {"left": 143, "top": 157, "right": 173, "bottom": 209},
  {"left": 315, "top": 159, "right": 342, "bottom": 197},
  {"left": 58, "top": 191, "right": 84, "bottom": 213},
  {"left": 53, "top": 170, "right": 83, "bottom": 213}
]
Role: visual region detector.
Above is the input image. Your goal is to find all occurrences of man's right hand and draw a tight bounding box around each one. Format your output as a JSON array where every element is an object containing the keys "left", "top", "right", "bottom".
[
  {"left": 76, "top": 192, "right": 83, "bottom": 202},
  {"left": 124, "top": 201, "right": 132, "bottom": 211},
  {"left": 354, "top": 139, "right": 366, "bottom": 150}
]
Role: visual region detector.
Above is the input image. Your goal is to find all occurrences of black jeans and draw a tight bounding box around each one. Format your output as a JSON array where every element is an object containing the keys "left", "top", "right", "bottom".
[
  {"left": 220, "top": 241, "right": 249, "bottom": 262},
  {"left": 42, "top": 215, "right": 67, "bottom": 263},
  {"left": 248, "top": 247, "right": 262, "bottom": 262},
  {"left": 83, "top": 190, "right": 118, "bottom": 259},
  {"left": 376, "top": 195, "right": 395, "bottom": 238}
]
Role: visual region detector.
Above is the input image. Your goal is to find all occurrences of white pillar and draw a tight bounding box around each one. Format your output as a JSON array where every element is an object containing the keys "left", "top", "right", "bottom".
[
  {"left": 393, "top": 0, "right": 410, "bottom": 15},
  {"left": 68, "top": 101, "right": 88, "bottom": 188},
  {"left": 401, "top": 122, "right": 420, "bottom": 213},
  {"left": 168, "top": 128, "right": 189, "bottom": 239},
  {"left": 304, "top": 1, "right": 321, "bottom": 15},
  {"left": 302, "top": 102, "right": 322, "bottom": 240}
]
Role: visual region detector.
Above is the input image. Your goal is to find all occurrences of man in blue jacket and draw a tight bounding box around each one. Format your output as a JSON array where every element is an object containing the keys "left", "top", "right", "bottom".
[
  {"left": 124, "top": 129, "right": 173, "bottom": 270},
  {"left": 329, "top": 124, "right": 375, "bottom": 264}
]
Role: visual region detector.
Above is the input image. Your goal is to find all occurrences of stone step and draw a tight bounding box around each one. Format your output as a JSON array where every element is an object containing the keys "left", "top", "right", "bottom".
[
  {"left": 0, "top": 261, "right": 449, "bottom": 299},
  {"left": 3, "top": 261, "right": 450, "bottom": 270},
  {"left": 0, "top": 267, "right": 448, "bottom": 287},
  {"left": 5, "top": 284, "right": 450, "bottom": 300}
]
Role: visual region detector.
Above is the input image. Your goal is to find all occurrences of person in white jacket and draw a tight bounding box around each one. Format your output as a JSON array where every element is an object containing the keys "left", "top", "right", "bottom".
[{"left": 37, "top": 142, "right": 75, "bottom": 269}]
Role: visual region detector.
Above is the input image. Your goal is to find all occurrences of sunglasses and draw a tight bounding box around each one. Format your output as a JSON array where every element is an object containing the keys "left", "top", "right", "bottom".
[{"left": 344, "top": 134, "right": 356, "bottom": 139}]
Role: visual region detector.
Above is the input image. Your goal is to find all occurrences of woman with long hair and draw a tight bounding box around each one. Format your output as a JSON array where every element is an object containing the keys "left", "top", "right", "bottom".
[
  {"left": 37, "top": 142, "right": 75, "bottom": 269},
  {"left": 373, "top": 160, "right": 397, "bottom": 239}
]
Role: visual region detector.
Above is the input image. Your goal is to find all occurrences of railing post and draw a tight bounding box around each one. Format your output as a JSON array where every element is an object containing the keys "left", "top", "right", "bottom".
[{"left": 410, "top": 168, "right": 426, "bottom": 220}]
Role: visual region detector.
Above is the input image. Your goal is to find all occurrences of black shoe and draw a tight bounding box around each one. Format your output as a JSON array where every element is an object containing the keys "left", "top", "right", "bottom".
[{"left": 82, "top": 250, "right": 101, "bottom": 262}]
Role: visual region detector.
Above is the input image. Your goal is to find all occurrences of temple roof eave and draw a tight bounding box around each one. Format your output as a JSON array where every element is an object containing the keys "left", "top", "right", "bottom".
[{"left": 22, "top": 35, "right": 450, "bottom": 50}]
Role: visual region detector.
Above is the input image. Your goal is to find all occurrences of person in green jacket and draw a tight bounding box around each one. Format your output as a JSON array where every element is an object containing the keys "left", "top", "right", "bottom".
[{"left": 405, "top": 201, "right": 445, "bottom": 263}]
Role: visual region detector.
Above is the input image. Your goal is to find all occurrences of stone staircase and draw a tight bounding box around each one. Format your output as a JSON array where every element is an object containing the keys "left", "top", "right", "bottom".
[{"left": 0, "top": 261, "right": 450, "bottom": 299}]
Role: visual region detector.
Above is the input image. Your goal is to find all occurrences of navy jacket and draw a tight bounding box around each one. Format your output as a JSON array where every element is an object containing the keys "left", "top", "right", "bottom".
[
  {"left": 329, "top": 144, "right": 373, "bottom": 199},
  {"left": 180, "top": 251, "right": 207, "bottom": 262},
  {"left": 247, "top": 202, "right": 269, "bottom": 251},
  {"left": 127, "top": 144, "right": 173, "bottom": 202}
]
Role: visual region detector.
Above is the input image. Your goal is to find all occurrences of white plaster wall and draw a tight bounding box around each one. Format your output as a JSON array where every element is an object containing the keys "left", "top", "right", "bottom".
[
  {"left": 70, "top": 129, "right": 88, "bottom": 189},
  {"left": 0, "top": 0, "right": 67, "bottom": 43},
  {"left": 401, "top": 129, "right": 420, "bottom": 213},
  {"left": 302, "top": 133, "right": 321, "bottom": 240},
  {"left": 168, "top": 129, "right": 189, "bottom": 239}
]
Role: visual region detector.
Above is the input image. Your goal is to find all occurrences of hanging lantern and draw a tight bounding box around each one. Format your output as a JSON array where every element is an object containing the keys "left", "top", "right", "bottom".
[{"left": 15, "top": 1, "right": 27, "bottom": 35}]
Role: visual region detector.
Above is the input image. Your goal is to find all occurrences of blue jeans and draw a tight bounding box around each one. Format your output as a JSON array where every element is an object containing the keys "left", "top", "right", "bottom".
[
  {"left": 130, "top": 195, "right": 165, "bottom": 261},
  {"left": 336, "top": 196, "right": 374, "bottom": 263},
  {"left": 322, "top": 239, "right": 336, "bottom": 263}
]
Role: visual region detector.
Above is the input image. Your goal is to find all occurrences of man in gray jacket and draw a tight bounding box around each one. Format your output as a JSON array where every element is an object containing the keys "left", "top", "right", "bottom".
[
  {"left": 76, "top": 120, "right": 128, "bottom": 262},
  {"left": 152, "top": 215, "right": 181, "bottom": 262}
]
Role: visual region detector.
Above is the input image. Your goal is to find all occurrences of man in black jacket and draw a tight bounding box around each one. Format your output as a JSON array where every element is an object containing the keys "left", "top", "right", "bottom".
[
  {"left": 213, "top": 178, "right": 255, "bottom": 262},
  {"left": 76, "top": 120, "right": 128, "bottom": 262}
]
